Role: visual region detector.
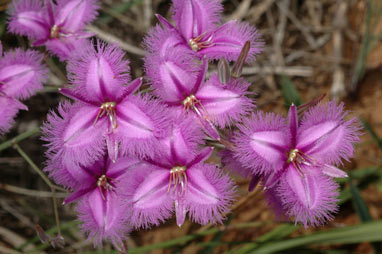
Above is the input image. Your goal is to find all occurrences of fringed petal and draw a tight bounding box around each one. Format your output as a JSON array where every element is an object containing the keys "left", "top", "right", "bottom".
[
  {"left": 232, "top": 112, "right": 289, "bottom": 175},
  {"left": 145, "top": 46, "right": 199, "bottom": 103},
  {"left": 200, "top": 21, "right": 262, "bottom": 62},
  {"left": 44, "top": 37, "right": 89, "bottom": 61},
  {"left": 41, "top": 101, "right": 107, "bottom": 168},
  {"left": 67, "top": 40, "right": 131, "bottom": 102},
  {"left": 124, "top": 166, "right": 173, "bottom": 229},
  {"left": 0, "top": 49, "right": 48, "bottom": 99},
  {"left": 171, "top": 0, "right": 222, "bottom": 41},
  {"left": 297, "top": 101, "right": 361, "bottom": 165},
  {"left": 144, "top": 24, "right": 187, "bottom": 59},
  {"left": 76, "top": 188, "right": 131, "bottom": 248},
  {"left": 184, "top": 163, "right": 236, "bottom": 225},
  {"left": 55, "top": 0, "right": 99, "bottom": 32},
  {"left": 196, "top": 74, "right": 254, "bottom": 128},
  {"left": 278, "top": 165, "right": 339, "bottom": 227},
  {"left": 0, "top": 96, "right": 26, "bottom": 135},
  {"left": 7, "top": 0, "right": 49, "bottom": 39},
  {"left": 159, "top": 116, "right": 205, "bottom": 166},
  {"left": 114, "top": 94, "right": 170, "bottom": 158}
]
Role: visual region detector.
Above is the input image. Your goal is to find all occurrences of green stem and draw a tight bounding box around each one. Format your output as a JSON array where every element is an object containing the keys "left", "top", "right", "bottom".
[
  {"left": 0, "top": 127, "right": 40, "bottom": 152},
  {"left": 13, "top": 144, "right": 63, "bottom": 237}
]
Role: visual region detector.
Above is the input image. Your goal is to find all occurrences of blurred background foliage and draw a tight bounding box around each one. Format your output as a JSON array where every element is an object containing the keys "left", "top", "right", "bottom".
[{"left": 0, "top": 0, "right": 382, "bottom": 253}]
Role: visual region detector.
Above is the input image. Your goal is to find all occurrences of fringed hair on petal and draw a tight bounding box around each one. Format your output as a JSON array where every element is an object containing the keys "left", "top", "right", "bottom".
[
  {"left": 7, "top": 0, "right": 45, "bottom": 38},
  {"left": 232, "top": 111, "right": 288, "bottom": 175},
  {"left": 299, "top": 101, "right": 362, "bottom": 165},
  {"left": 277, "top": 170, "right": 339, "bottom": 227},
  {"left": 67, "top": 39, "right": 131, "bottom": 91},
  {"left": 202, "top": 74, "right": 254, "bottom": 128},
  {"left": 122, "top": 167, "right": 173, "bottom": 229},
  {"left": 0, "top": 49, "right": 48, "bottom": 99},
  {"left": 56, "top": 0, "right": 100, "bottom": 28},
  {"left": 75, "top": 192, "right": 131, "bottom": 249},
  {"left": 0, "top": 98, "right": 26, "bottom": 135},
  {"left": 116, "top": 94, "right": 171, "bottom": 159},
  {"left": 186, "top": 164, "right": 236, "bottom": 225},
  {"left": 41, "top": 100, "right": 106, "bottom": 167},
  {"left": 204, "top": 21, "right": 263, "bottom": 62},
  {"left": 171, "top": 0, "right": 223, "bottom": 35}
]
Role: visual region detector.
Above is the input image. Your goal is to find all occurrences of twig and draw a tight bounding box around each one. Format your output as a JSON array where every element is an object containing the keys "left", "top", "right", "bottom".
[
  {"left": 143, "top": 0, "right": 152, "bottom": 30},
  {"left": 331, "top": 0, "right": 348, "bottom": 99},
  {"left": 226, "top": 0, "right": 251, "bottom": 21},
  {"left": 87, "top": 25, "right": 145, "bottom": 56},
  {"left": 13, "top": 144, "right": 63, "bottom": 236},
  {"left": 249, "top": 0, "right": 275, "bottom": 24},
  {"left": 0, "top": 127, "right": 40, "bottom": 152},
  {"left": 242, "top": 66, "right": 313, "bottom": 77},
  {"left": 276, "top": 1, "right": 318, "bottom": 49},
  {"left": 0, "top": 183, "right": 67, "bottom": 198}
]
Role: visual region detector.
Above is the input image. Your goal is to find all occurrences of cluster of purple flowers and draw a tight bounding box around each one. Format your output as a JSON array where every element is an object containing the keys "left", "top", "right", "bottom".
[{"left": 2, "top": 0, "right": 362, "bottom": 251}]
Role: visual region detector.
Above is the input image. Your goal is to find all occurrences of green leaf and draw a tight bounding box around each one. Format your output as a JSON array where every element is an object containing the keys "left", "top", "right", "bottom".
[
  {"left": 361, "top": 118, "right": 382, "bottom": 150},
  {"left": 249, "top": 221, "right": 382, "bottom": 253},
  {"left": 230, "top": 224, "right": 298, "bottom": 254},
  {"left": 349, "top": 176, "right": 372, "bottom": 222},
  {"left": 281, "top": 75, "right": 302, "bottom": 107}
]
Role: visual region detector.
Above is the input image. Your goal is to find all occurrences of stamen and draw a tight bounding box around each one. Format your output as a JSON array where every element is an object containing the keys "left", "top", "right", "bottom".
[
  {"left": 188, "top": 33, "right": 215, "bottom": 52},
  {"left": 96, "top": 174, "right": 114, "bottom": 200},
  {"left": 50, "top": 25, "right": 60, "bottom": 39},
  {"left": 168, "top": 166, "right": 187, "bottom": 196},
  {"left": 94, "top": 102, "right": 118, "bottom": 129}
]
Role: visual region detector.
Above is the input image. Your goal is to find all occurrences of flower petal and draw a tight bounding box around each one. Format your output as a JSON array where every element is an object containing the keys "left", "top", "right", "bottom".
[
  {"left": 55, "top": 0, "right": 99, "bottom": 32},
  {"left": 7, "top": 0, "right": 48, "bottom": 39},
  {"left": 196, "top": 74, "right": 254, "bottom": 128},
  {"left": 67, "top": 40, "right": 131, "bottom": 102},
  {"left": 200, "top": 21, "right": 262, "bottom": 62},
  {"left": 0, "top": 49, "right": 48, "bottom": 99},
  {"left": 232, "top": 112, "right": 289, "bottom": 175},
  {"left": 124, "top": 166, "right": 173, "bottom": 229},
  {"left": 145, "top": 47, "right": 199, "bottom": 103},
  {"left": 159, "top": 117, "right": 204, "bottom": 166},
  {"left": 297, "top": 101, "right": 361, "bottom": 165},
  {"left": 114, "top": 94, "right": 169, "bottom": 158},
  {"left": 184, "top": 164, "right": 235, "bottom": 225},
  {"left": 0, "top": 96, "right": 26, "bottom": 135},
  {"left": 322, "top": 164, "right": 348, "bottom": 178},
  {"left": 76, "top": 188, "right": 131, "bottom": 247},
  {"left": 171, "top": 0, "right": 222, "bottom": 41},
  {"left": 42, "top": 101, "right": 106, "bottom": 168},
  {"left": 278, "top": 165, "right": 339, "bottom": 227}
]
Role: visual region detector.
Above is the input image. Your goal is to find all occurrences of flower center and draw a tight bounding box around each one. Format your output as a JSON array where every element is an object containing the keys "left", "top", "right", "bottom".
[
  {"left": 168, "top": 166, "right": 187, "bottom": 196},
  {"left": 188, "top": 33, "right": 215, "bottom": 52},
  {"left": 287, "top": 148, "right": 318, "bottom": 177},
  {"left": 94, "top": 101, "right": 118, "bottom": 129},
  {"left": 50, "top": 25, "right": 60, "bottom": 39},
  {"left": 97, "top": 174, "right": 115, "bottom": 200}
]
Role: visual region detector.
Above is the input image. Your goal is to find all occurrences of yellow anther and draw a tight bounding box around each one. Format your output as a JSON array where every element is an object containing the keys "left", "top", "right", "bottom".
[{"left": 50, "top": 25, "right": 60, "bottom": 39}]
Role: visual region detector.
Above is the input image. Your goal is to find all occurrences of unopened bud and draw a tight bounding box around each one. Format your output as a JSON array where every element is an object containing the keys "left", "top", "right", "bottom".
[{"left": 231, "top": 41, "right": 250, "bottom": 78}]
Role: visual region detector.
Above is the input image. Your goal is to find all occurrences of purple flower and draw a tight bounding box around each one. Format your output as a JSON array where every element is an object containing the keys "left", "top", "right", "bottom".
[
  {"left": 124, "top": 117, "right": 236, "bottom": 228},
  {"left": 42, "top": 41, "right": 169, "bottom": 167},
  {"left": 146, "top": 0, "right": 262, "bottom": 62},
  {"left": 47, "top": 154, "right": 138, "bottom": 250},
  {"left": 8, "top": 0, "right": 99, "bottom": 60},
  {"left": 145, "top": 49, "right": 254, "bottom": 139},
  {"left": 0, "top": 46, "right": 48, "bottom": 135},
  {"left": 231, "top": 102, "right": 361, "bottom": 226}
]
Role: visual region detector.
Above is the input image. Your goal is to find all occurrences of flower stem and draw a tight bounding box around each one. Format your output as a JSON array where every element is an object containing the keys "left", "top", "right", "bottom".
[
  {"left": 13, "top": 143, "right": 63, "bottom": 236},
  {"left": 0, "top": 127, "right": 40, "bottom": 152}
]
